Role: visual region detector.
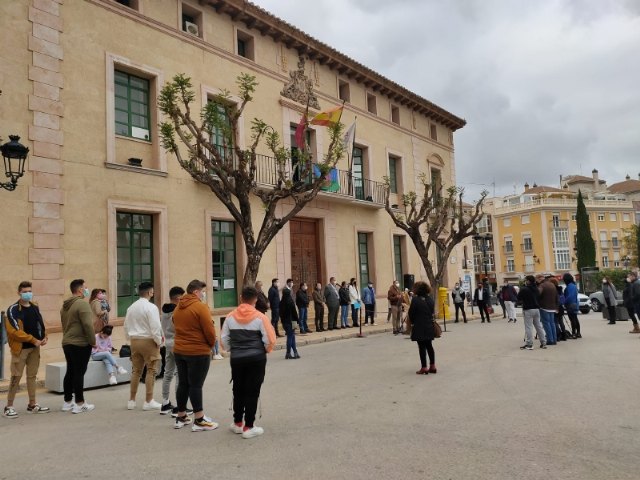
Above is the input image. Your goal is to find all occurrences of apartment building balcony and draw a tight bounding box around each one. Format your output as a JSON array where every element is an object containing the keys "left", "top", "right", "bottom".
[
  {"left": 522, "top": 263, "right": 536, "bottom": 273},
  {"left": 611, "top": 240, "right": 621, "bottom": 249},
  {"left": 520, "top": 242, "right": 534, "bottom": 253},
  {"left": 197, "top": 150, "right": 388, "bottom": 207},
  {"left": 494, "top": 197, "right": 633, "bottom": 215},
  {"left": 600, "top": 240, "right": 610, "bottom": 249},
  {"left": 504, "top": 264, "right": 516, "bottom": 273},
  {"left": 502, "top": 245, "right": 514, "bottom": 254}
]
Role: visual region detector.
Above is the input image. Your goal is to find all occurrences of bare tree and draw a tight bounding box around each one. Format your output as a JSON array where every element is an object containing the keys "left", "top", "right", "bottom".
[
  {"left": 384, "top": 173, "right": 487, "bottom": 297},
  {"left": 159, "top": 73, "right": 344, "bottom": 285}
]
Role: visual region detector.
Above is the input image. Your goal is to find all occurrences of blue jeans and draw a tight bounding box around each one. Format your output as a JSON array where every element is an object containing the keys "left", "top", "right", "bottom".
[
  {"left": 91, "top": 351, "right": 118, "bottom": 375},
  {"left": 351, "top": 304, "right": 360, "bottom": 326},
  {"left": 298, "top": 307, "right": 308, "bottom": 332},
  {"left": 540, "top": 310, "right": 557, "bottom": 344},
  {"left": 284, "top": 323, "right": 297, "bottom": 355},
  {"left": 340, "top": 305, "right": 349, "bottom": 326}
]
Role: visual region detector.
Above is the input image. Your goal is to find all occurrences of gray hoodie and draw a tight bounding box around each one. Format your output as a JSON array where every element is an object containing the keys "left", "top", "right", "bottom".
[{"left": 161, "top": 303, "right": 176, "bottom": 351}]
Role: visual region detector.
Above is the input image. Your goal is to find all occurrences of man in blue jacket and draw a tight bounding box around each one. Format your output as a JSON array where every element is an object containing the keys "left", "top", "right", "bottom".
[{"left": 363, "top": 281, "right": 376, "bottom": 325}]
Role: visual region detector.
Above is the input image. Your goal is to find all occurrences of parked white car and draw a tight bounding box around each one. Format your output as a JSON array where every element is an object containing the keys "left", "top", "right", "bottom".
[
  {"left": 577, "top": 294, "right": 591, "bottom": 314},
  {"left": 588, "top": 291, "right": 623, "bottom": 312}
]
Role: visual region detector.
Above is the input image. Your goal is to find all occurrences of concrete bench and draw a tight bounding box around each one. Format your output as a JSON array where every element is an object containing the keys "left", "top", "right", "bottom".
[{"left": 46, "top": 357, "right": 133, "bottom": 393}]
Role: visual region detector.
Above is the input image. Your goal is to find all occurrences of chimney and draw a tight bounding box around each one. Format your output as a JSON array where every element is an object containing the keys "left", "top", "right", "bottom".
[
  {"left": 626, "top": 174, "right": 631, "bottom": 180},
  {"left": 524, "top": 182, "right": 530, "bottom": 192},
  {"left": 592, "top": 168, "right": 599, "bottom": 190}
]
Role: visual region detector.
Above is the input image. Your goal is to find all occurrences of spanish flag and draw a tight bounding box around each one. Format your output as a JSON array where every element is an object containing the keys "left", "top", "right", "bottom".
[{"left": 310, "top": 105, "right": 344, "bottom": 126}]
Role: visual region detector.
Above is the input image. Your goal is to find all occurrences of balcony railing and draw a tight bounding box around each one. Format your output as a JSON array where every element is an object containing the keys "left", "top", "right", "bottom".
[
  {"left": 195, "top": 150, "right": 387, "bottom": 206},
  {"left": 612, "top": 240, "right": 620, "bottom": 249},
  {"left": 522, "top": 263, "right": 536, "bottom": 273},
  {"left": 504, "top": 264, "right": 515, "bottom": 273},
  {"left": 600, "top": 240, "right": 610, "bottom": 249},
  {"left": 521, "top": 242, "right": 534, "bottom": 253},
  {"left": 503, "top": 245, "right": 514, "bottom": 254}
]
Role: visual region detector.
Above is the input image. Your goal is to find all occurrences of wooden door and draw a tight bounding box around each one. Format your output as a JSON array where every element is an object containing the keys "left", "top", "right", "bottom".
[{"left": 290, "top": 219, "right": 321, "bottom": 288}]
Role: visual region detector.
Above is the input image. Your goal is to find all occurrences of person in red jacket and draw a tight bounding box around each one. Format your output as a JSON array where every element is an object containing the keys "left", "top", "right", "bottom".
[{"left": 172, "top": 279, "right": 217, "bottom": 432}]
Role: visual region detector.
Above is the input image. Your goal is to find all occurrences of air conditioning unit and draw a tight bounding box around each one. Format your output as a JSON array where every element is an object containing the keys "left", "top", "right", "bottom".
[{"left": 185, "top": 21, "right": 199, "bottom": 36}]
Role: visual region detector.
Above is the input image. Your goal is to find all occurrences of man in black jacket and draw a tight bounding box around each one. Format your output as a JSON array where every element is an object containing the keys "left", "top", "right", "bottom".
[
  {"left": 267, "top": 279, "right": 282, "bottom": 337},
  {"left": 473, "top": 281, "right": 491, "bottom": 323},
  {"left": 517, "top": 275, "right": 547, "bottom": 350}
]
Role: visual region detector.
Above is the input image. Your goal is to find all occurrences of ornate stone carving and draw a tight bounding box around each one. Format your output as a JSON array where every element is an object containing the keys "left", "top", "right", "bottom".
[{"left": 281, "top": 56, "right": 320, "bottom": 110}]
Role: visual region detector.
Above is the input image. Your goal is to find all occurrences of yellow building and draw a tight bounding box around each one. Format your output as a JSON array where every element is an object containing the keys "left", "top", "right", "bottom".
[
  {"left": 0, "top": 0, "right": 470, "bottom": 328},
  {"left": 491, "top": 182, "right": 636, "bottom": 284}
]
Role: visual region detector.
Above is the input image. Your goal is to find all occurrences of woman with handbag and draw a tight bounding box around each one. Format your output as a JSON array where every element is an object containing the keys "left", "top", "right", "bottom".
[{"left": 408, "top": 281, "right": 437, "bottom": 375}]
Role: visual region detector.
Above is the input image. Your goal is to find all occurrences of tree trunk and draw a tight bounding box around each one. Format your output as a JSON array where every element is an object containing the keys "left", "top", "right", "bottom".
[{"left": 243, "top": 251, "right": 262, "bottom": 287}]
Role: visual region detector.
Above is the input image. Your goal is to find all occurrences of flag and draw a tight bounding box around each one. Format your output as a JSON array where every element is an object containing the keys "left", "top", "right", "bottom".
[
  {"left": 342, "top": 121, "right": 356, "bottom": 159},
  {"left": 313, "top": 165, "right": 340, "bottom": 192},
  {"left": 310, "top": 105, "right": 343, "bottom": 126},
  {"left": 294, "top": 114, "right": 307, "bottom": 150}
]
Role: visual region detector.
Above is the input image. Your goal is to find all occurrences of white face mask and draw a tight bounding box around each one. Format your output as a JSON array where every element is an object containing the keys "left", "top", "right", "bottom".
[{"left": 200, "top": 291, "right": 207, "bottom": 302}]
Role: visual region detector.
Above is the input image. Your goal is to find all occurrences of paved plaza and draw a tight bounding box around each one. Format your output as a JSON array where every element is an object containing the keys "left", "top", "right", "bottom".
[{"left": 1, "top": 311, "right": 639, "bottom": 480}]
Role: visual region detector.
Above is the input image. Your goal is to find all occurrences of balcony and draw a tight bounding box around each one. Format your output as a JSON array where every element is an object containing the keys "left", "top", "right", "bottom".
[
  {"left": 520, "top": 242, "right": 534, "bottom": 253},
  {"left": 611, "top": 240, "right": 621, "bottom": 249},
  {"left": 600, "top": 240, "right": 610, "bottom": 249},
  {"left": 195, "top": 150, "right": 388, "bottom": 207},
  {"left": 504, "top": 264, "right": 516, "bottom": 273},
  {"left": 522, "top": 263, "right": 536, "bottom": 273},
  {"left": 503, "top": 245, "right": 514, "bottom": 254}
]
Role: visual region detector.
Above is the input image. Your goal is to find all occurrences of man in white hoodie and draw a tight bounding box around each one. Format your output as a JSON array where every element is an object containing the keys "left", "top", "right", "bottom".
[{"left": 124, "top": 282, "right": 163, "bottom": 411}]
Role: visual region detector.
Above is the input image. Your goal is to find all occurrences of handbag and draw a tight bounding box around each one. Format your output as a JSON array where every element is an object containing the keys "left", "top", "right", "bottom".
[
  {"left": 487, "top": 305, "right": 494, "bottom": 314},
  {"left": 119, "top": 344, "right": 131, "bottom": 358},
  {"left": 433, "top": 320, "right": 442, "bottom": 338}
]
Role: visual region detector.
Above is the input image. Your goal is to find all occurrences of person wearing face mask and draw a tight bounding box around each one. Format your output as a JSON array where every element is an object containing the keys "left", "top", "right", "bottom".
[
  {"left": 90, "top": 288, "right": 110, "bottom": 334},
  {"left": 280, "top": 279, "right": 300, "bottom": 359},
  {"left": 501, "top": 282, "right": 518, "bottom": 323},
  {"left": 623, "top": 272, "right": 640, "bottom": 333},
  {"left": 451, "top": 283, "right": 467, "bottom": 323},
  {"left": 295, "top": 282, "right": 311, "bottom": 334},
  {"left": 172, "top": 279, "right": 218, "bottom": 431},
  {"left": 60, "top": 279, "right": 97, "bottom": 413},
  {"left": 362, "top": 281, "right": 376, "bottom": 326},
  {"left": 324, "top": 277, "right": 340, "bottom": 330},
  {"left": 348, "top": 278, "right": 361, "bottom": 327},
  {"left": 312, "top": 282, "right": 326, "bottom": 332},
  {"left": 602, "top": 276, "right": 618, "bottom": 325},
  {"left": 268, "top": 278, "right": 282, "bottom": 337},
  {"left": 387, "top": 280, "right": 403, "bottom": 335},
  {"left": 3, "top": 281, "right": 50, "bottom": 418}
]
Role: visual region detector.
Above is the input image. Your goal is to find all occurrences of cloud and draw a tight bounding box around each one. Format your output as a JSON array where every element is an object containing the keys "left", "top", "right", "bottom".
[{"left": 253, "top": 0, "right": 640, "bottom": 199}]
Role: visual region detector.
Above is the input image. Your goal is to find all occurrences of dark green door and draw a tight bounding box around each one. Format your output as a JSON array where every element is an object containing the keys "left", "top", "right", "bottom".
[
  {"left": 353, "top": 147, "right": 364, "bottom": 200},
  {"left": 212, "top": 220, "right": 237, "bottom": 308},
  {"left": 117, "top": 213, "right": 154, "bottom": 317}
]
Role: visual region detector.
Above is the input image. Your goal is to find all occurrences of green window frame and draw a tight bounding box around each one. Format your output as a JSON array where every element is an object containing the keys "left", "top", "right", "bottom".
[
  {"left": 353, "top": 147, "right": 364, "bottom": 200},
  {"left": 393, "top": 235, "right": 403, "bottom": 287},
  {"left": 115, "top": 70, "right": 151, "bottom": 140},
  {"left": 388, "top": 156, "right": 398, "bottom": 193},
  {"left": 116, "top": 213, "right": 154, "bottom": 317},
  {"left": 207, "top": 101, "right": 231, "bottom": 159},
  {"left": 212, "top": 220, "right": 237, "bottom": 308},
  {"left": 358, "top": 232, "right": 370, "bottom": 286}
]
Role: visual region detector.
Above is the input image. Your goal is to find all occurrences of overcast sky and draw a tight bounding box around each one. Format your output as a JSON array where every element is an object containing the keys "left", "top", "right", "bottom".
[{"left": 254, "top": 0, "right": 640, "bottom": 201}]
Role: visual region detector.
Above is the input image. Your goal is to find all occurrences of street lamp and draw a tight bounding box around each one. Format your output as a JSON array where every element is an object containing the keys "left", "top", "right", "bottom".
[
  {"left": 1, "top": 135, "right": 29, "bottom": 191},
  {"left": 623, "top": 255, "right": 631, "bottom": 269},
  {"left": 473, "top": 233, "right": 493, "bottom": 281}
]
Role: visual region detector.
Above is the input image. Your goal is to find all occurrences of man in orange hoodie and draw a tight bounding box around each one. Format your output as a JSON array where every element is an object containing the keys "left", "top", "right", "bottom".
[
  {"left": 172, "top": 279, "right": 217, "bottom": 432},
  {"left": 221, "top": 286, "right": 276, "bottom": 439}
]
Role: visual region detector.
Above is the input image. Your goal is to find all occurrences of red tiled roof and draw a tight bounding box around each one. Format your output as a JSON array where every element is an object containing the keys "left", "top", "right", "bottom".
[
  {"left": 563, "top": 175, "right": 605, "bottom": 185},
  {"left": 526, "top": 186, "right": 571, "bottom": 194},
  {"left": 608, "top": 179, "right": 640, "bottom": 194}
]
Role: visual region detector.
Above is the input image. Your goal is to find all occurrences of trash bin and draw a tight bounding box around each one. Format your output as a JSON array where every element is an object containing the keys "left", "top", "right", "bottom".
[{"left": 438, "top": 287, "right": 449, "bottom": 320}]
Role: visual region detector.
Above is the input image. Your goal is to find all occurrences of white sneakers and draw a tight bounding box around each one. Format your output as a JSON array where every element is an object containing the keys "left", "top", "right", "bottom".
[
  {"left": 212, "top": 354, "right": 224, "bottom": 360},
  {"left": 143, "top": 399, "right": 162, "bottom": 411},
  {"left": 230, "top": 422, "right": 244, "bottom": 434},
  {"left": 117, "top": 366, "right": 128, "bottom": 375},
  {"left": 109, "top": 375, "right": 118, "bottom": 385},
  {"left": 242, "top": 426, "right": 264, "bottom": 439},
  {"left": 71, "top": 403, "right": 95, "bottom": 414},
  {"left": 127, "top": 400, "right": 136, "bottom": 410},
  {"left": 61, "top": 401, "right": 76, "bottom": 412}
]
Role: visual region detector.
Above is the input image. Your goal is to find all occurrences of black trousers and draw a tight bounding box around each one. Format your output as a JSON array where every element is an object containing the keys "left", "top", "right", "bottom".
[
  {"left": 314, "top": 303, "right": 324, "bottom": 330},
  {"left": 477, "top": 301, "right": 490, "bottom": 321},
  {"left": 364, "top": 303, "right": 375, "bottom": 324},
  {"left": 627, "top": 307, "right": 638, "bottom": 325},
  {"left": 231, "top": 359, "right": 266, "bottom": 428},
  {"left": 607, "top": 305, "right": 617, "bottom": 322},
  {"left": 63, "top": 344, "right": 92, "bottom": 403},
  {"left": 417, "top": 340, "right": 435, "bottom": 368},
  {"left": 271, "top": 309, "right": 280, "bottom": 335},
  {"left": 454, "top": 302, "right": 467, "bottom": 322},
  {"left": 175, "top": 354, "right": 210, "bottom": 414},
  {"left": 567, "top": 311, "right": 581, "bottom": 335},
  {"left": 327, "top": 304, "right": 339, "bottom": 329}
]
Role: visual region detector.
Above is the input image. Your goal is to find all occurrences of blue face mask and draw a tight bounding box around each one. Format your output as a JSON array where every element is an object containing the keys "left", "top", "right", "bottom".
[
  {"left": 83, "top": 288, "right": 90, "bottom": 297},
  {"left": 20, "top": 292, "right": 33, "bottom": 302}
]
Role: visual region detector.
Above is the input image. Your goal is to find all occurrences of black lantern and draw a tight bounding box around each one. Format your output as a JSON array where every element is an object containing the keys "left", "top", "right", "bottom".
[{"left": 1, "top": 135, "right": 29, "bottom": 191}]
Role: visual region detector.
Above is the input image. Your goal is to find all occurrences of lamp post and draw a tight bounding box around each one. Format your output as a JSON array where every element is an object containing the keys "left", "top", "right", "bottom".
[
  {"left": 623, "top": 255, "right": 631, "bottom": 269},
  {"left": 1, "top": 135, "right": 29, "bottom": 191},
  {"left": 473, "top": 233, "right": 492, "bottom": 281}
]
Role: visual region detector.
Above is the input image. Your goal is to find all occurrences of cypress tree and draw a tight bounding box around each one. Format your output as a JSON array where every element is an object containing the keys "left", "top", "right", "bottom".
[{"left": 575, "top": 190, "right": 596, "bottom": 272}]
